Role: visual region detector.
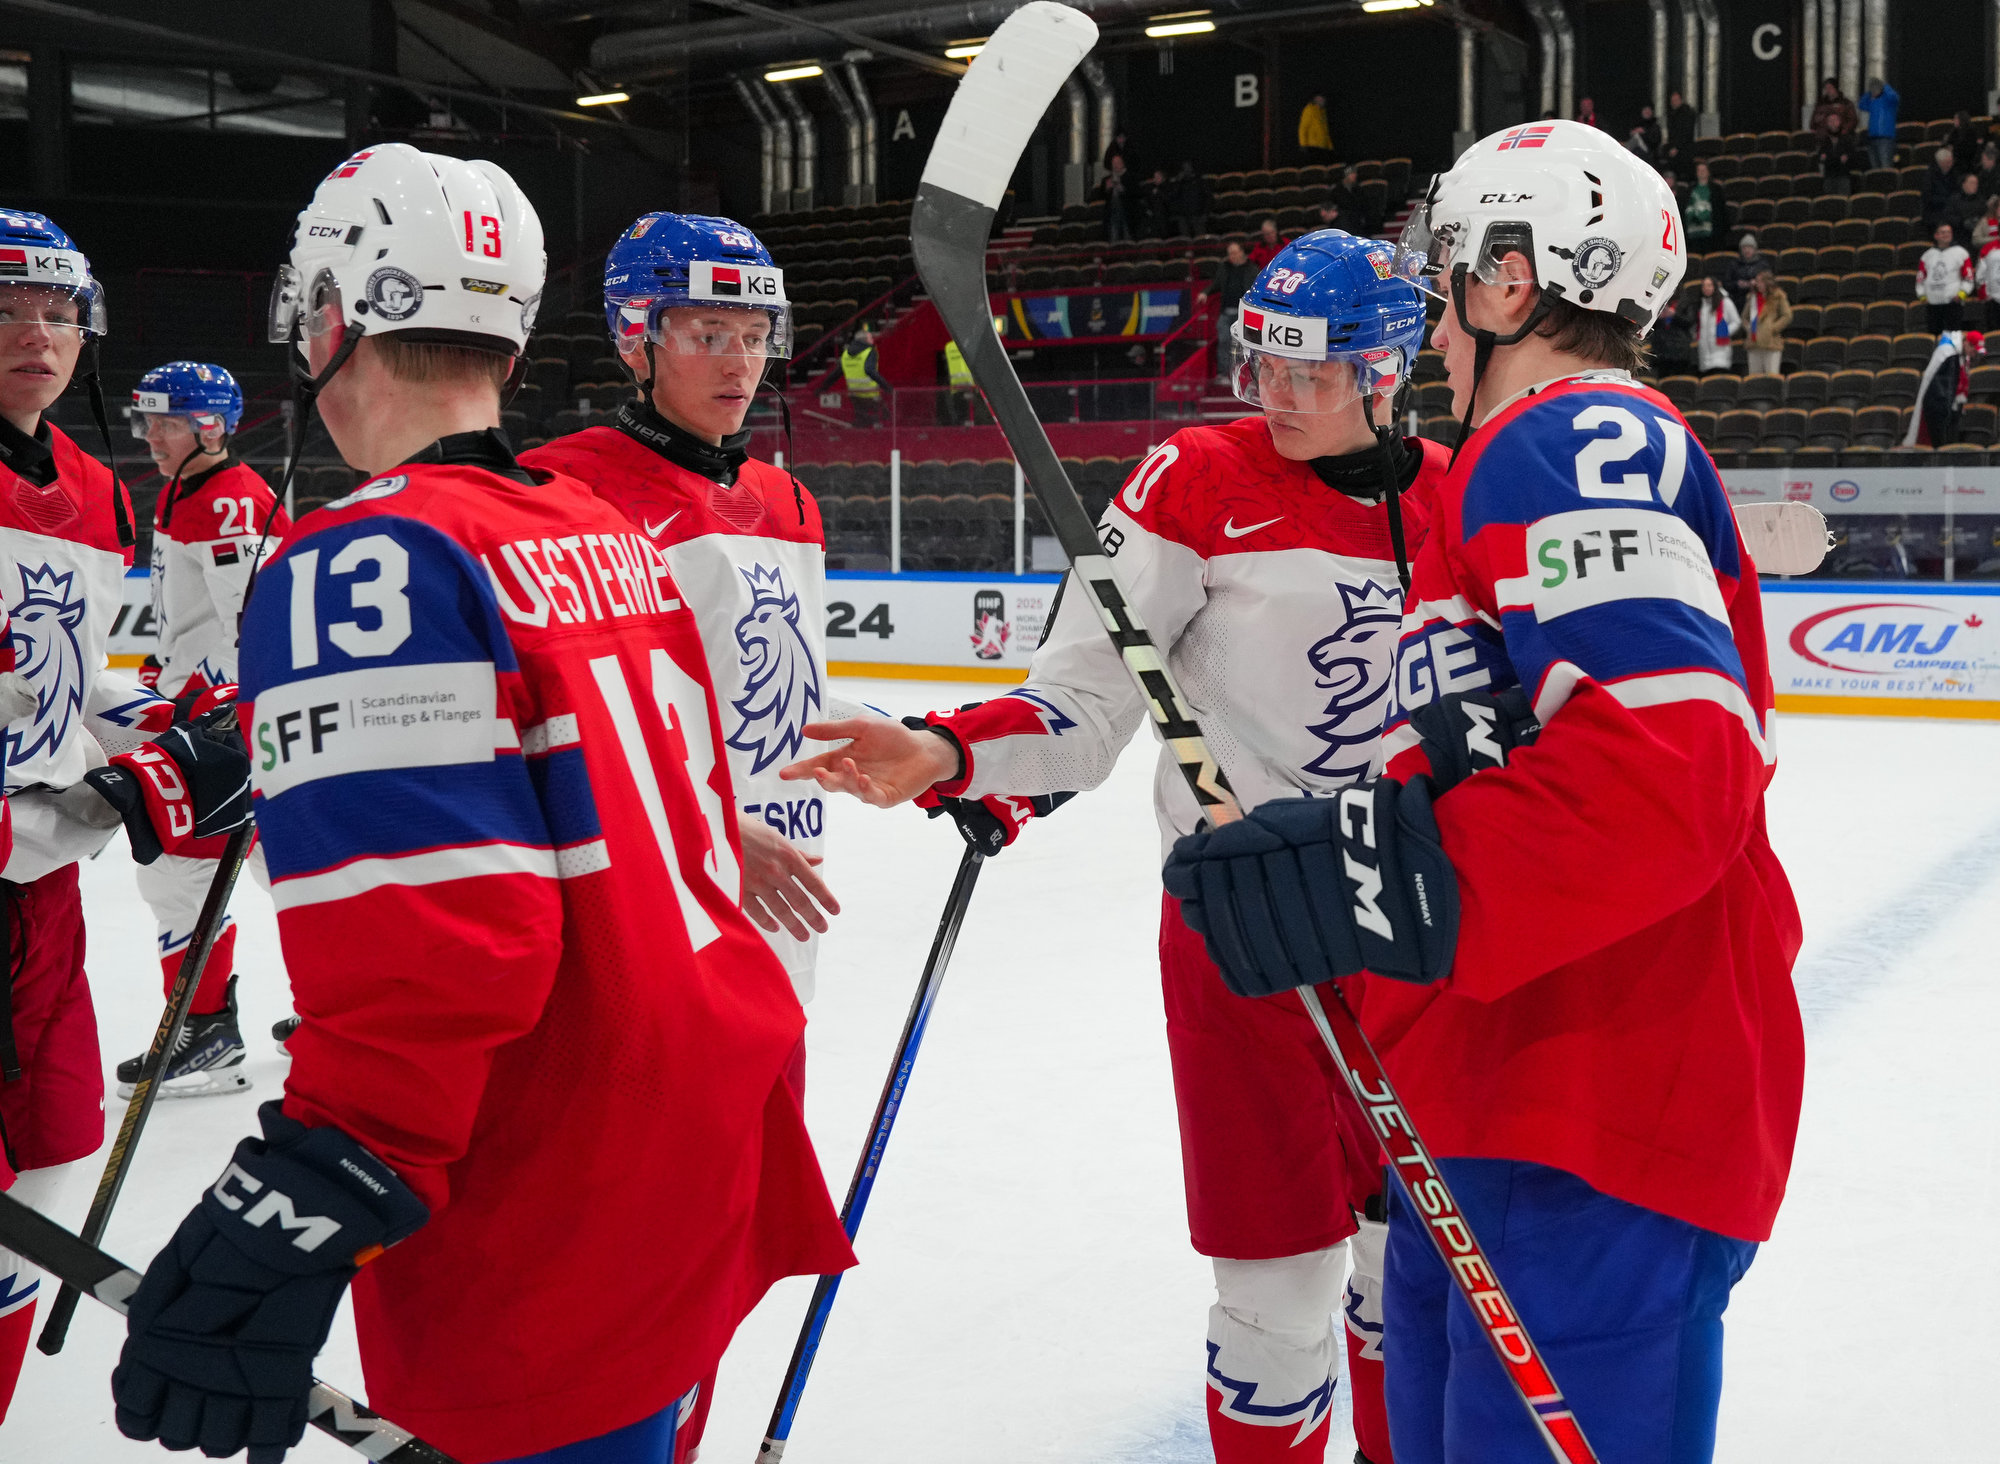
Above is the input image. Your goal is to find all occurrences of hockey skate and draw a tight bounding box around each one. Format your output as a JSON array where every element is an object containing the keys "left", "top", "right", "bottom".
[
  {"left": 272, "top": 1014, "right": 299, "bottom": 1052},
  {"left": 115, "top": 975, "right": 252, "bottom": 1099}
]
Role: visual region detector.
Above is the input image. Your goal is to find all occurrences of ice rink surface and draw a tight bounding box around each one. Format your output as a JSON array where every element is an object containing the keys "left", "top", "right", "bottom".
[{"left": 6, "top": 679, "right": 1998, "bottom": 1462}]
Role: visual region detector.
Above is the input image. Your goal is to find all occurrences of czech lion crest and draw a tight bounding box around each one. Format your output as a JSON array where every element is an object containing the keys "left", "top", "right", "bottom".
[
  {"left": 1302, "top": 579, "right": 1402, "bottom": 781},
  {"left": 727, "top": 562, "right": 823, "bottom": 774},
  {"left": 4, "top": 563, "right": 87, "bottom": 776}
]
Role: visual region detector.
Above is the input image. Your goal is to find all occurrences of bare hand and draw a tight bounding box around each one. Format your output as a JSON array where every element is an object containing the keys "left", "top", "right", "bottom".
[
  {"left": 739, "top": 815, "right": 841, "bottom": 942},
  {"left": 779, "top": 717, "right": 960, "bottom": 808}
]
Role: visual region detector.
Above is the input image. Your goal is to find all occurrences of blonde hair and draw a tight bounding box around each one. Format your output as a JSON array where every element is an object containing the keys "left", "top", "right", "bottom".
[{"left": 367, "top": 334, "right": 511, "bottom": 390}]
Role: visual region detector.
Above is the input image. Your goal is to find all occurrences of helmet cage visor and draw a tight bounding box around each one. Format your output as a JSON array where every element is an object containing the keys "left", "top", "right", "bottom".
[
  {"left": 613, "top": 298, "right": 794, "bottom": 360},
  {"left": 0, "top": 281, "right": 107, "bottom": 338},
  {"left": 1229, "top": 342, "right": 1411, "bottom": 414},
  {"left": 129, "top": 398, "right": 227, "bottom": 441}
]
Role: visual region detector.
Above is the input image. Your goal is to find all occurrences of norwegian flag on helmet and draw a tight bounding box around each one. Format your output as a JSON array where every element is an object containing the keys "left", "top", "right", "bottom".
[{"left": 1496, "top": 124, "right": 1556, "bottom": 150}]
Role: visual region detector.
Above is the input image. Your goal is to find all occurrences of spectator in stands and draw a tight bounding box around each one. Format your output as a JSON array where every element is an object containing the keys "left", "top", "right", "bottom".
[
  {"left": 1574, "top": 95, "right": 1602, "bottom": 130},
  {"left": 1976, "top": 193, "right": 2000, "bottom": 254},
  {"left": 1811, "top": 77, "right": 1860, "bottom": 139},
  {"left": 1140, "top": 167, "right": 1174, "bottom": 239},
  {"left": 1315, "top": 198, "right": 1348, "bottom": 233},
  {"left": 1650, "top": 290, "right": 1695, "bottom": 374},
  {"left": 1103, "top": 129, "right": 1138, "bottom": 177},
  {"left": 1663, "top": 89, "right": 1698, "bottom": 173},
  {"left": 1745, "top": 268, "right": 1791, "bottom": 376},
  {"left": 1169, "top": 161, "right": 1211, "bottom": 237},
  {"left": 1684, "top": 159, "right": 1724, "bottom": 251},
  {"left": 1858, "top": 77, "right": 1900, "bottom": 172},
  {"left": 1249, "top": 217, "right": 1283, "bottom": 268},
  {"left": 1919, "top": 221, "right": 1973, "bottom": 332},
  {"left": 1102, "top": 155, "right": 1134, "bottom": 243},
  {"left": 1948, "top": 112, "right": 1987, "bottom": 176},
  {"left": 1912, "top": 330, "right": 1978, "bottom": 446},
  {"left": 1624, "top": 121, "right": 1653, "bottom": 161},
  {"left": 1631, "top": 104, "right": 1662, "bottom": 160},
  {"left": 1980, "top": 140, "right": 2000, "bottom": 198},
  {"left": 1298, "top": 93, "right": 1334, "bottom": 162},
  {"left": 1817, "top": 110, "right": 1862, "bottom": 195},
  {"left": 1209, "top": 239, "right": 1258, "bottom": 383},
  {"left": 1729, "top": 231, "right": 1775, "bottom": 303},
  {"left": 1327, "top": 165, "right": 1372, "bottom": 233},
  {"left": 1945, "top": 173, "right": 1989, "bottom": 250},
  {"left": 1695, "top": 275, "right": 1741, "bottom": 375},
  {"left": 841, "top": 322, "right": 888, "bottom": 428},
  {"left": 1922, "top": 146, "right": 1963, "bottom": 233},
  {"left": 1976, "top": 226, "right": 2000, "bottom": 310}
]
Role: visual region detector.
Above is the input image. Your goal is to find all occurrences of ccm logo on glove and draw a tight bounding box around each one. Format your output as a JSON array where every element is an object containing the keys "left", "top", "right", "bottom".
[{"left": 210, "top": 1164, "right": 342, "bottom": 1253}]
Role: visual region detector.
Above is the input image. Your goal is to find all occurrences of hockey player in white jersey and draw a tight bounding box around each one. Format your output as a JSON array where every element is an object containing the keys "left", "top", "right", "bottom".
[
  {"left": 786, "top": 231, "right": 1444, "bottom": 1464},
  {"left": 523, "top": 212, "right": 873, "bottom": 1009},
  {"left": 116, "top": 360, "right": 291, "bottom": 1094}
]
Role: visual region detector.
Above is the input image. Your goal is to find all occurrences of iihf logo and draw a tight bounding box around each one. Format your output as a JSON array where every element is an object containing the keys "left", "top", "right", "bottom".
[
  {"left": 727, "top": 563, "right": 823, "bottom": 774},
  {"left": 4, "top": 563, "right": 86, "bottom": 775},
  {"left": 1302, "top": 579, "right": 1402, "bottom": 781}
]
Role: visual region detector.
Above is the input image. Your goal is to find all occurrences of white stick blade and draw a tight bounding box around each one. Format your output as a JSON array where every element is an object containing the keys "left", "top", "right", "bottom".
[
  {"left": 1735, "top": 500, "right": 1832, "bottom": 576},
  {"left": 919, "top": 2, "right": 1099, "bottom": 211}
]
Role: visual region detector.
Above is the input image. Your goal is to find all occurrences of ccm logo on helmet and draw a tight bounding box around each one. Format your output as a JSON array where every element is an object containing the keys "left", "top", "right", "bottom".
[
  {"left": 211, "top": 1163, "right": 343, "bottom": 1252},
  {"left": 1478, "top": 192, "right": 1533, "bottom": 204}
]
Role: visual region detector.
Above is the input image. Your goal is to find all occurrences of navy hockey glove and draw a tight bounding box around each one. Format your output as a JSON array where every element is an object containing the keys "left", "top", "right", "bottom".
[
  {"left": 113, "top": 1102, "right": 428, "bottom": 1464},
  {"left": 1162, "top": 781, "right": 1459, "bottom": 997},
  {"left": 1406, "top": 686, "right": 1540, "bottom": 793},
  {"left": 84, "top": 703, "right": 251, "bottom": 865}
]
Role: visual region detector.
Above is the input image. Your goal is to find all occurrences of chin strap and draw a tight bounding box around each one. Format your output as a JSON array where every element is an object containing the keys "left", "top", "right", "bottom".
[
  {"left": 155, "top": 442, "right": 213, "bottom": 533},
  {"left": 78, "top": 339, "right": 135, "bottom": 550},
  {"left": 1362, "top": 389, "right": 1411, "bottom": 596},
  {"left": 1445, "top": 263, "right": 1553, "bottom": 471},
  {"left": 760, "top": 371, "right": 806, "bottom": 526},
  {"left": 239, "top": 326, "right": 364, "bottom": 630}
]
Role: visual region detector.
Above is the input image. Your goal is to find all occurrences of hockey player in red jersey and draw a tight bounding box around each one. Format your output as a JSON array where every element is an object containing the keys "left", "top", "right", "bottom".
[
  {"left": 115, "top": 360, "right": 293, "bottom": 1096},
  {"left": 109, "top": 144, "right": 853, "bottom": 1464},
  {"left": 1162, "top": 122, "right": 1804, "bottom": 1464},
  {"left": 784, "top": 232, "right": 1441, "bottom": 1464},
  {"left": 523, "top": 213, "right": 854, "bottom": 1009}
]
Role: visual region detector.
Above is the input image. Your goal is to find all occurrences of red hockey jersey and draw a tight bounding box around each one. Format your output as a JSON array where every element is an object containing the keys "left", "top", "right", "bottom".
[
  {"left": 238, "top": 442, "right": 853, "bottom": 1461},
  {"left": 1361, "top": 371, "right": 1805, "bottom": 1243}
]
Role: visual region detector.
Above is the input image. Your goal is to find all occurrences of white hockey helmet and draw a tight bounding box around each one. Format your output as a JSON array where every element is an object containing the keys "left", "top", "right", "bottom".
[
  {"left": 269, "top": 143, "right": 546, "bottom": 364},
  {"left": 1396, "top": 119, "right": 1684, "bottom": 336}
]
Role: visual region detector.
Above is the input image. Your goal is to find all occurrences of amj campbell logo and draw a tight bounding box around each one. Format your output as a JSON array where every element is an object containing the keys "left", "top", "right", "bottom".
[{"left": 1789, "top": 601, "right": 1986, "bottom": 674}]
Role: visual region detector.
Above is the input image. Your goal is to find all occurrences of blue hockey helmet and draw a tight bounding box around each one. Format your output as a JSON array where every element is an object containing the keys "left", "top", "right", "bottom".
[
  {"left": 602, "top": 212, "right": 792, "bottom": 360},
  {"left": 0, "top": 210, "right": 106, "bottom": 338},
  {"left": 130, "top": 361, "right": 243, "bottom": 440},
  {"left": 1230, "top": 230, "right": 1428, "bottom": 415}
]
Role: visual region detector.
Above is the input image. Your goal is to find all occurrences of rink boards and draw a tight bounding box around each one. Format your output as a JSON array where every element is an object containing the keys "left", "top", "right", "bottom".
[{"left": 104, "top": 568, "right": 2000, "bottom": 720}]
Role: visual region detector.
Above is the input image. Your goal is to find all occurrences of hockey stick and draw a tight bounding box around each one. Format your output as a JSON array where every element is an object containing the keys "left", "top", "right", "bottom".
[
  {"left": 909, "top": 10, "right": 1598, "bottom": 1462},
  {"left": 37, "top": 818, "right": 255, "bottom": 1356},
  {"left": 0, "top": 1188, "right": 460, "bottom": 1462},
  {"left": 758, "top": 846, "right": 984, "bottom": 1461}
]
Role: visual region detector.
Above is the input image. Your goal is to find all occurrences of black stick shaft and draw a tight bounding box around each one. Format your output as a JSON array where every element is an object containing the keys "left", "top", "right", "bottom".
[
  {"left": 37, "top": 820, "right": 254, "bottom": 1355},
  {"left": 758, "top": 847, "right": 983, "bottom": 1460}
]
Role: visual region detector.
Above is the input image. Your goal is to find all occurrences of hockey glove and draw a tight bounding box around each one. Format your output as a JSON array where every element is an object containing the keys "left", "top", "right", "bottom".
[
  {"left": 113, "top": 1101, "right": 428, "bottom": 1464},
  {"left": 917, "top": 787, "right": 1076, "bottom": 856},
  {"left": 1406, "top": 686, "right": 1540, "bottom": 794},
  {"left": 84, "top": 704, "right": 251, "bottom": 865},
  {"left": 137, "top": 653, "right": 163, "bottom": 690},
  {"left": 172, "top": 676, "right": 239, "bottom": 724},
  {"left": 1162, "top": 780, "right": 1459, "bottom": 997}
]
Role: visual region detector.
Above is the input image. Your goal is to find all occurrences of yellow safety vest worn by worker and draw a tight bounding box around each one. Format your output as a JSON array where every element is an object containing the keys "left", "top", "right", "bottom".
[
  {"left": 944, "top": 340, "right": 974, "bottom": 388},
  {"left": 1299, "top": 102, "right": 1332, "bottom": 152},
  {"left": 841, "top": 344, "right": 881, "bottom": 398}
]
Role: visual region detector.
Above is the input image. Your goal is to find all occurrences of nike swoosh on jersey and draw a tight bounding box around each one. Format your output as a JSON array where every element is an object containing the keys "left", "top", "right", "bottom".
[
  {"left": 1222, "top": 516, "right": 1284, "bottom": 538},
  {"left": 643, "top": 512, "right": 682, "bottom": 537}
]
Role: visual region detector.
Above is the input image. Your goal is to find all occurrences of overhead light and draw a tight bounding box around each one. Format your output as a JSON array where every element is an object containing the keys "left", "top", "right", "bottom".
[
  {"left": 1151, "top": 7, "right": 1213, "bottom": 15},
  {"left": 944, "top": 41, "right": 986, "bottom": 59},
  {"left": 1361, "top": 0, "right": 1432, "bottom": 11},
  {"left": 764, "top": 64, "right": 825, "bottom": 82},
  {"left": 576, "top": 90, "right": 629, "bottom": 106},
  {"left": 1146, "top": 18, "right": 1215, "bottom": 36}
]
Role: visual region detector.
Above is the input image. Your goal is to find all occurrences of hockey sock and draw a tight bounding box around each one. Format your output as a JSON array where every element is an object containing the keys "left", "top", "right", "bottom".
[
  {"left": 163, "top": 921, "right": 237, "bottom": 1015},
  {"left": 1343, "top": 1215, "right": 1392, "bottom": 1464},
  {"left": 0, "top": 1161, "right": 78, "bottom": 1422},
  {"left": 673, "top": 1374, "right": 711, "bottom": 1464},
  {"left": 1205, "top": 1245, "right": 1347, "bottom": 1464}
]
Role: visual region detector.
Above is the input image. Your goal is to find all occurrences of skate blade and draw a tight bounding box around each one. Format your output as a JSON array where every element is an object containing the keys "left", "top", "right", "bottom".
[{"left": 117, "top": 1068, "right": 254, "bottom": 1101}]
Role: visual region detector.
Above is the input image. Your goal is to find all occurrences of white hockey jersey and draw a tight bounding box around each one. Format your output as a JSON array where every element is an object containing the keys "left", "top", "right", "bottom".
[
  {"left": 522, "top": 418, "right": 860, "bottom": 1002},
  {"left": 0, "top": 417, "right": 176, "bottom": 881},
  {"left": 148, "top": 455, "right": 290, "bottom": 698},
  {"left": 927, "top": 416, "right": 1447, "bottom": 854}
]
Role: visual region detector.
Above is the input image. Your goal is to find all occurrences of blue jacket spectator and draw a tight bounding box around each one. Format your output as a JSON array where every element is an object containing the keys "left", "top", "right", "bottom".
[{"left": 1859, "top": 78, "right": 1899, "bottom": 171}]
